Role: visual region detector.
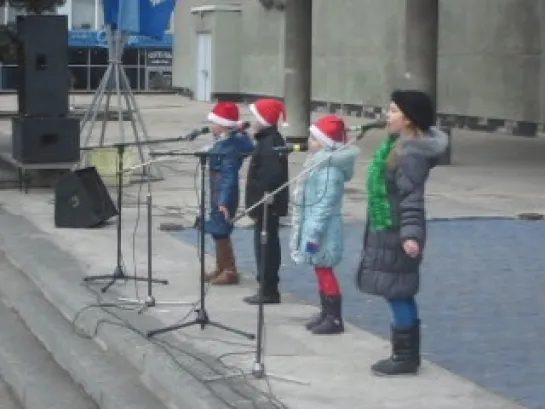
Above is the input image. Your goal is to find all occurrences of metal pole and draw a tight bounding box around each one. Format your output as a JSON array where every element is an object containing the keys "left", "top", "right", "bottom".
[
  {"left": 283, "top": 0, "right": 312, "bottom": 144},
  {"left": 404, "top": 0, "right": 439, "bottom": 106}
]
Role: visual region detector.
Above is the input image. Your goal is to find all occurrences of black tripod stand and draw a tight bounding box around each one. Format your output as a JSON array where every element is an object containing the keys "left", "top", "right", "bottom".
[
  {"left": 205, "top": 191, "right": 305, "bottom": 385},
  {"left": 82, "top": 143, "right": 169, "bottom": 293},
  {"left": 117, "top": 160, "right": 193, "bottom": 313},
  {"left": 146, "top": 151, "right": 255, "bottom": 340}
]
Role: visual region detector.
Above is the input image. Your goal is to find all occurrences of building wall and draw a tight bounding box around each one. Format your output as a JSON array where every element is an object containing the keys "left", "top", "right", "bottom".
[
  {"left": 173, "top": 0, "right": 545, "bottom": 134},
  {"left": 438, "top": 0, "right": 544, "bottom": 123}
]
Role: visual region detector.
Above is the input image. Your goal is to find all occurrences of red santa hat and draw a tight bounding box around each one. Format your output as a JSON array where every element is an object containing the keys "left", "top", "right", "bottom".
[
  {"left": 309, "top": 114, "right": 347, "bottom": 149},
  {"left": 207, "top": 101, "right": 240, "bottom": 127},
  {"left": 249, "top": 98, "right": 288, "bottom": 127}
]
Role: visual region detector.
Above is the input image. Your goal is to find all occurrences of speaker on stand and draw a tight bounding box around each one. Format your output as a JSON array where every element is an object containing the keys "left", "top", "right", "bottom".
[{"left": 10, "top": 14, "right": 80, "bottom": 190}]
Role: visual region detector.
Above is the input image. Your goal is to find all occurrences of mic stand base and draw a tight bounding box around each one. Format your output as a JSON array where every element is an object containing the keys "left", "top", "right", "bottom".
[
  {"left": 146, "top": 308, "right": 256, "bottom": 339},
  {"left": 82, "top": 143, "right": 168, "bottom": 293},
  {"left": 112, "top": 164, "right": 190, "bottom": 313},
  {"left": 203, "top": 362, "right": 308, "bottom": 386},
  {"left": 145, "top": 154, "right": 255, "bottom": 342},
  {"left": 83, "top": 270, "right": 169, "bottom": 294},
  {"left": 204, "top": 197, "right": 307, "bottom": 387},
  {"left": 117, "top": 296, "right": 194, "bottom": 314}
]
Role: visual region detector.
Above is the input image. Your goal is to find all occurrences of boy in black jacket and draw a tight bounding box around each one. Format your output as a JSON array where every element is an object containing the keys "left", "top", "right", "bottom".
[{"left": 244, "top": 98, "right": 289, "bottom": 304}]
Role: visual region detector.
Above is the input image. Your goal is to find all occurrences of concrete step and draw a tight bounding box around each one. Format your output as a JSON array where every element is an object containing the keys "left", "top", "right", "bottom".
[
  {"left": 0, "top": 295, "right": 96, "bottom": 409},
  {"left": 0, "top": 210, "right": 273, "bottom": 409},
  {"left": 0, "top": 379, "right": 22, "bottom": 409},
  {"left": 0, "top": 254, "right": 171, "bottom": 409}
]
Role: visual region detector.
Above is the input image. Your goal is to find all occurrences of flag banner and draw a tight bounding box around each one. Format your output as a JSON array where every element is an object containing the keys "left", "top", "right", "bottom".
[
  {"left": 102, "top": 0, "right": 176, "bottom": 39},
  {"left": 102, "top": 0, "right": 119, "bottom": 29}
]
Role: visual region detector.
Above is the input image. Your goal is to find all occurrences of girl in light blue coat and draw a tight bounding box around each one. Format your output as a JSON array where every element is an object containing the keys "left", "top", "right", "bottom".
[{"left": 289, "top": 114, "right": 359, "bottom": 335}]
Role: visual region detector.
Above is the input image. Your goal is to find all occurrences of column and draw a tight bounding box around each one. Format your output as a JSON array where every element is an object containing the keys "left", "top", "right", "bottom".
[
  {"left": 282, "top": 0, "right": 312, "bottom": 143},
  {"left": 404, "top": 0, "right": 439, "bottom": 105}
]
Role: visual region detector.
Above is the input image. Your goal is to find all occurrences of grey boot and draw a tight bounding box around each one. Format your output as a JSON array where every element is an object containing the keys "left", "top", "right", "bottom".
[
  {"left": 311, "top": 295, "right": 344, "bottom": 335},
  {"left": 305, "top": 292, "right": 326, "bottom": 330},
  {"left": 371, "top": 320, "right": 421, "bottom": 376}
]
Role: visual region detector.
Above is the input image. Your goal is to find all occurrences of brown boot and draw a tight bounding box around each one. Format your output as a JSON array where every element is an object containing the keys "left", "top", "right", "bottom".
[
  {"left": 204, "top": 239, "right": 223, "bottom": 282},
  {"left": 211, "top": 238, "right": 239, "bottom": 285}
]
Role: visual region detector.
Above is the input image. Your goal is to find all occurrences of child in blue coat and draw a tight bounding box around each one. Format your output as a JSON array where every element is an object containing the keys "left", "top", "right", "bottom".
[
  {"left": 203, "top": 101, "right": 254, "bottom": 285},
  {"left": 289, "top": 114, "right": 359, "bottom": 335}
]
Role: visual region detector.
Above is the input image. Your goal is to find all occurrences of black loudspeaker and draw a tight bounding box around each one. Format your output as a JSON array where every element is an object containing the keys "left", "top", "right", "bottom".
[
  {"left": 16, "top": 15, "right": 69, "bottom": 117},
  {"left": 11, "top": 116, "right": 80, "bottom": 164},
  {"left": 54, "top": 167, "right": 118, "bottom": 228}
]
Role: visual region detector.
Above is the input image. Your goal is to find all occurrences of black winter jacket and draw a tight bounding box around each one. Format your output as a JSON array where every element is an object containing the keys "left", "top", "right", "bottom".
[{"left": 245, "top": 126, "right": 289, "bottom": 218}]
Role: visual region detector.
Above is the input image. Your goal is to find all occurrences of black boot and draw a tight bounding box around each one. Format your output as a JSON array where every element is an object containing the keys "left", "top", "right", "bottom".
[
  {"left": 305, "top": 292, "right": 326, "bottom": 330},
  {"left": 371, "top": 320, "right": 420, "bottom": 376},
  {"left": 311, "top": 295, "right": 344, "bottom": 335},
  {"left": 243, "top": 291, "right": 280, "bottom": 305}
]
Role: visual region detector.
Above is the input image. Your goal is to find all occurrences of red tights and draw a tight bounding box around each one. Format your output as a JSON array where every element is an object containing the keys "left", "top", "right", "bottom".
[{"left": 314, "top": 266, "right": 341, "bottom": 296}]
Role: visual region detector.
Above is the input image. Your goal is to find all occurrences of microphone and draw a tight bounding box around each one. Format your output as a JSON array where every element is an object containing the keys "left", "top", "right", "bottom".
[
  {"left": 273, "top": 143, "right": 309, "bottom": 153},
  {"left": 347, "top": 120, "right": 387, "bottom": 139},
  {"left": 185, "top": 126, "right": 210, "bottom": 141},
  {"left": 185, "top": 121, "right": 251, "bottom": 141},
  {"left": 238, "top": 121, "right": 251, "bottom": 131}
]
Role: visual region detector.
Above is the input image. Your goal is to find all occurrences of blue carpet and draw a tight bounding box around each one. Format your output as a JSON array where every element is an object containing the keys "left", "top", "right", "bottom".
[{"left": 171, "top": 218, "right": 545, "bottom": 409}]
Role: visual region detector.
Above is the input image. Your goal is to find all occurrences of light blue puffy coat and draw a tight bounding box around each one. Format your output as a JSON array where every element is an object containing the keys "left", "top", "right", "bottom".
[{"left": 290, "top": 146, "right": 359, "bottom": 267}]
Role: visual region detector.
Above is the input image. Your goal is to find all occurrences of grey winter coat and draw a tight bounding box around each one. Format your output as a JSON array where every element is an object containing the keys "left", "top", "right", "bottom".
[{"left": 356, "top": 127, "right": 448, "bottom": 300}]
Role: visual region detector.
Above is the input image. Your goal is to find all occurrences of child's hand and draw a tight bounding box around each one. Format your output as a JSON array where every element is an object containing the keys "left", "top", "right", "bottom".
[
  {"left": 305, "top": 242, "right": 320, "bottom": 254},
  {"left": 402, "top": 239, "right": 420, "bottom": 258},
  {"left": 218, "top": 205, "right": 230, "bottom": 220}
]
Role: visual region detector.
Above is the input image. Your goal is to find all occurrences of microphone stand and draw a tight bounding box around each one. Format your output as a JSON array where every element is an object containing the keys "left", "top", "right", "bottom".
[
  {"left": 145, "top": 150, "right": 255, "bottom": 341},
  {"left": 205, "top": 125, "right": 379, "bottom": 384},
  {"left": 82, "top": 143, "right": 169, "bottom": 292},
  {"left": 80, "top": 131, "right": 204, "bottom": 293},
  {"left": 117, "top": 159, "right": 194, "bottom": 313}
]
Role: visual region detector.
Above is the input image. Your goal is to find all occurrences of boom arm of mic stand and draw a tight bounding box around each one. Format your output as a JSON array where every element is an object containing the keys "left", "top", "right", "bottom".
[
  {"left": 80, "top": 134, "right": 198, "bottom": 151},
  {"left": 120, "top": 156, "right": 180, "bottom": 173},
  {"left": 230, "top": 131, "right": 367, "bottom": 224}
]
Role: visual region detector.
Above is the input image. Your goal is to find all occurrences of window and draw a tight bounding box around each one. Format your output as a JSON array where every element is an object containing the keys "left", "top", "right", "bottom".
[
  {"left": 90, "top": 66, "right": 107, "bottom": 89},
  {"left": 72, "top": 0, "right": 95, "bottom": 29},
  {"left": 70, "top": 66, "right": 89, "bottom": 90},
  {"left": 122, "top": 49, "right": 138, "bottom": 66},
  {"left": 69, "top": 48, "right": 89, "bottom": 65},
  {"left": 90, "top": 47, "right": 107, "bottom": 65}
]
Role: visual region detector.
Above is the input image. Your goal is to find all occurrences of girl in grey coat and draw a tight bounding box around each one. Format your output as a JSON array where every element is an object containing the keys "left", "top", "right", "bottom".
[
  {"left": 356, "top": 90, "right": 448, "bottom": 376},
  {"left": 290, "top": 114, "right": 358, "bottom": 335}
]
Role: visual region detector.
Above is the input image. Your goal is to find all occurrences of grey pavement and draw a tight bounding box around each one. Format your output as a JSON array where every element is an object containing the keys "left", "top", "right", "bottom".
[
  {"left": 0, "top": 94, "right": 542, "bottom": 408},
  {"left": 173, "top": 219, "right": 545, "bottom": 409},
  {"left": 0, "top": 382, "right": 21, "bottom": 409}
]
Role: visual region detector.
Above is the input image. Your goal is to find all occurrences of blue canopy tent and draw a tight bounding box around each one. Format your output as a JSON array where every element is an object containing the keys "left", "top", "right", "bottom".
[{"left": 80, "top": 0, "right": 176, "bottom": 177}]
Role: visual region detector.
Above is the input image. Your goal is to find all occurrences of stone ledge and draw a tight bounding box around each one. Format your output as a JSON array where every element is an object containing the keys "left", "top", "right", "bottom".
[{"left": 0, "top": 208, "right": 277, "bottom": 409}]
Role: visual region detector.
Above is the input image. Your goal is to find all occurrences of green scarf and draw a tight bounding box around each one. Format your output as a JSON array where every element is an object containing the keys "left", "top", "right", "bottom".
[{"left": 367, "top": 134, "right": 398, "bottom": 231}]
